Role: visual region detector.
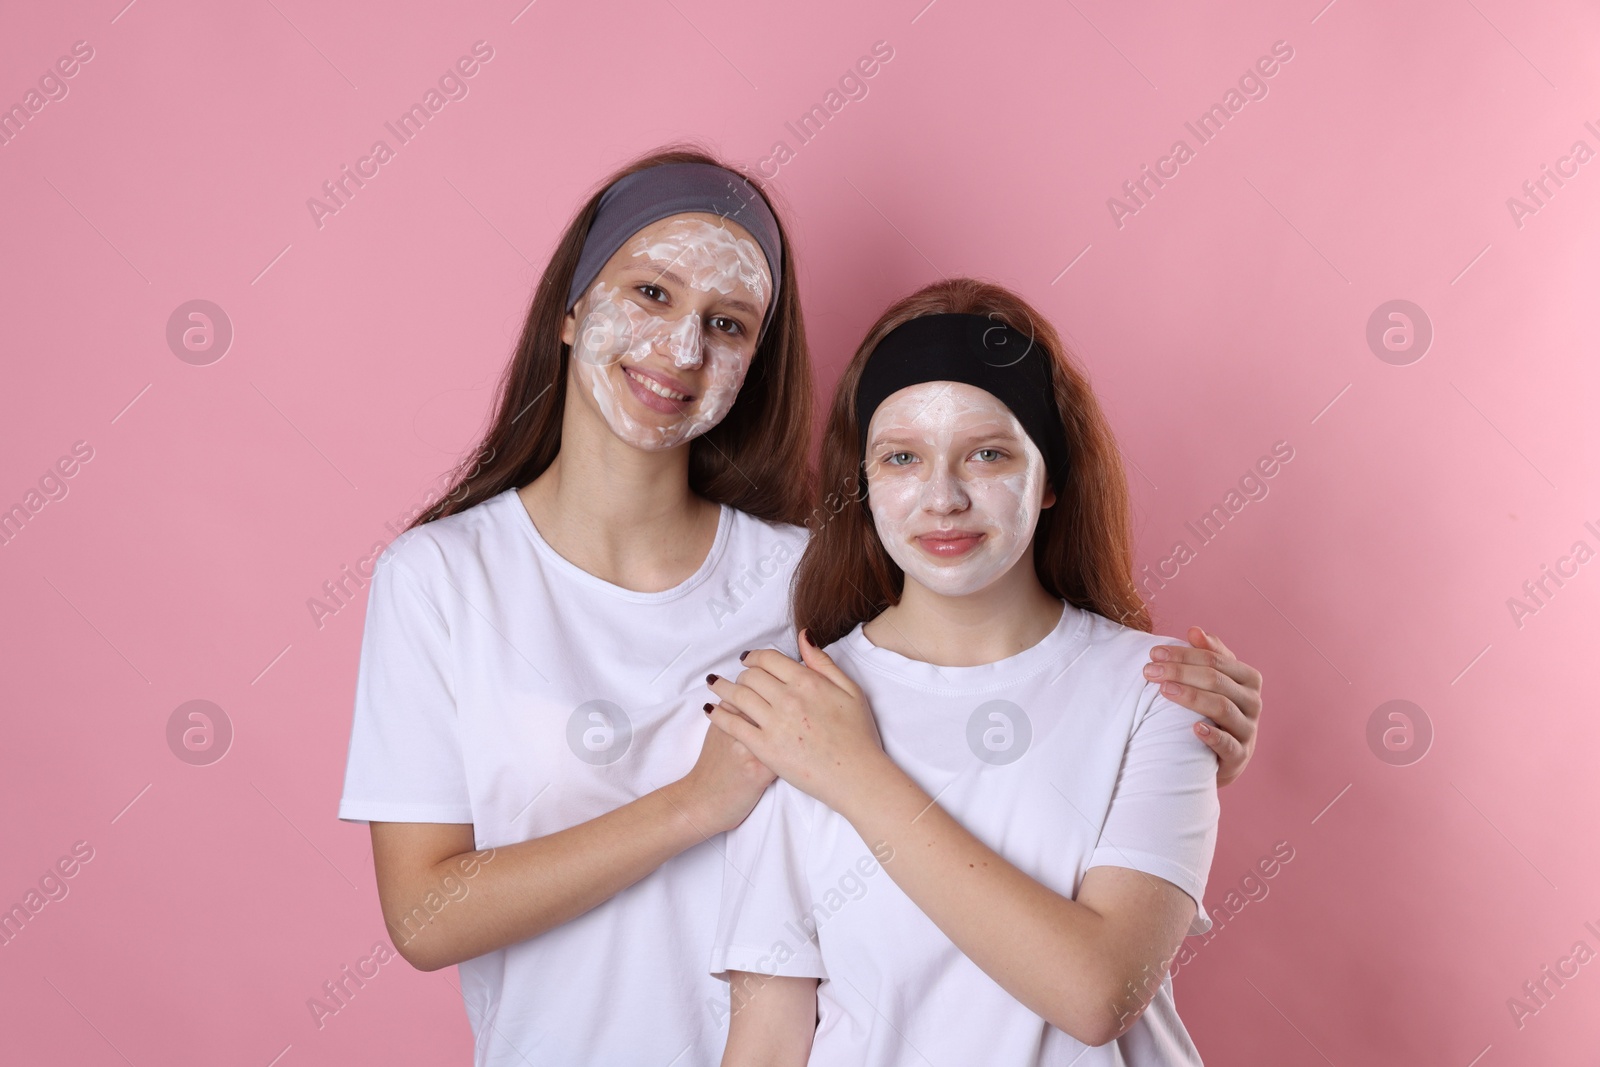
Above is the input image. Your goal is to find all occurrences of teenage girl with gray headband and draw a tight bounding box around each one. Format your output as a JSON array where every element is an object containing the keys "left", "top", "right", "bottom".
[{"left": 337, "top": 148, "right": 1264, "bottom": 1066}]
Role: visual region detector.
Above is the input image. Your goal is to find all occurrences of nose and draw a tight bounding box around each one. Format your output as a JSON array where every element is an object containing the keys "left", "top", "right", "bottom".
[
  {"left": 921, "top": 459, "right": 970, "bottom": 515},
  {"left": 662, "top": 312, "right": 704, "bottom": 369}
]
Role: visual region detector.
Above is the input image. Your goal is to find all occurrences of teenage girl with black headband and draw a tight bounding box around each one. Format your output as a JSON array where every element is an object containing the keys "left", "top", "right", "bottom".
[
  {"left": 711, "top": 278, "right": 1232, "bottom": 1065},
  {"left": 338, "top": 149, "right": 1262, "bottom": 1065}
]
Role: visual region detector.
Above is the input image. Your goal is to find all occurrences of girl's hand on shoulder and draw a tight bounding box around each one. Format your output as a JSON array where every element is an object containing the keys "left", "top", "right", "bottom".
[
  {"left": 705, "top": 630, "right": 887, "bottom": 811},
  {"left": 1142, "top": 627, "right": 1263, "bottom": 788}
]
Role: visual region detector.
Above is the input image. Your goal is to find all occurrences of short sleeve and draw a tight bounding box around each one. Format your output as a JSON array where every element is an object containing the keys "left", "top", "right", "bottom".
[
  {"left": 1087, "top": 684, "right": 1220, "bottom": 935},
  {"left": 710, "top": 780, "right": 827, "bottom": 981},
  {"left": 337, "top": 550, "right": 474, "bottom": 824}
]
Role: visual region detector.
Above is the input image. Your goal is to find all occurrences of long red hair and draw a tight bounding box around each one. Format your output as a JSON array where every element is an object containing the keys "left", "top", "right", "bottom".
[
  {"left": 793, "top": 278, "right": 1149, "bottom": 647},
  {"left": 408, "top": 144, "right": 815, "bottom": 530}
]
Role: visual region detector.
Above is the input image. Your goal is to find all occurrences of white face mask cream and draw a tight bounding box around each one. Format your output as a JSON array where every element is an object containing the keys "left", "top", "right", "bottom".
[
  {"left": 569, "top": 216, "right": 771, "bottom": 451},
  {"left": 864, "top": 381, "right": 1048, "bottom": 598}
]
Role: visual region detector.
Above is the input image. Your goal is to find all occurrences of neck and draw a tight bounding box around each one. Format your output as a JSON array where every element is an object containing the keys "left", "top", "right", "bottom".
[
  {"left": 518, "top": 386, "right": 719, "bottom": 591},
  {"left": 865, "top": 555, "right": 1063, "bottom": 667}
]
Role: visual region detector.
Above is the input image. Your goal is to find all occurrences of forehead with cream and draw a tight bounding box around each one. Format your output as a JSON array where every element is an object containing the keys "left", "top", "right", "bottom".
[
  {"left": 620, "top": 215, "right": 771, "bottom": 312},
  {"left": 867, "top": 382, "right": 1028, "bottom": 455}
]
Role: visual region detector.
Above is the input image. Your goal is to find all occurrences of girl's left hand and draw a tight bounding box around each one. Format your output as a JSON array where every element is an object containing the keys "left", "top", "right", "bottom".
[
  {"left": 706, "top": 630, "right": 885, "bottom": 812},
  {"left": 1144, "top": 626, "right": 1263, "bottom": 787}
]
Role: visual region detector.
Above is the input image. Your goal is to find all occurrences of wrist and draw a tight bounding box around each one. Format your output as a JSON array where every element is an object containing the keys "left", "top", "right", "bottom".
[
  {"left": 828, "top": 746, "right": 909, "bottom": 825},
  {"left": 659, "top": 776, "right": 718, "bottom": 843}
]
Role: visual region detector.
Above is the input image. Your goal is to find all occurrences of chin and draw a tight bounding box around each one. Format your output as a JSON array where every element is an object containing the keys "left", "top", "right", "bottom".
[
  {"left": 937, "top": 576, "right": 996, "bottom": 597},
  {"left": 613, "top": 414, "right": 706, "bottom": 453},
  {"left": 898, "top": 564, "right": 988, "bottom": 600}
]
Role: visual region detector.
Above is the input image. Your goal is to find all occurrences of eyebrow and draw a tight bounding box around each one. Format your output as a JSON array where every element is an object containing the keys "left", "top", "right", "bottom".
[
  {"left": 625, "top": 261, "right": 688, "bottom": 289},
  {"left": 620, "top": 262, "right": 762, "bottom": 319},
  {"left": 869, "top": 424, "right": 1023, "bottom": 447}
]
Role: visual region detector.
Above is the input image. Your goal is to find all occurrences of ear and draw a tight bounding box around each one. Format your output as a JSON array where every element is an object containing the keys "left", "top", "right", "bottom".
[
  {"left": 1041, "top": 483, "right": 1058, "bottom": 509},
  {"left": 560, "top": 308, "right": 577, "bottom": 348}
]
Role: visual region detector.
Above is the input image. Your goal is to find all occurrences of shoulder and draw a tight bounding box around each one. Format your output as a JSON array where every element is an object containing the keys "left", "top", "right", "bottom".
[
  {"left": 724, "top": 508, "right": 811, "bottom": 558},
  {"left": 716, "top": 509, "right": 811, "bottom": 586},
  {"left": 821, "top": 631, "right": 859, "bottom": 664},
  {"left": 1076, "top": 606, "right": 1186, "bottom": 671},
  {"left": 375, "top": 488, "right": 518, "bottom": 586},
  {"left": 772, "top": 776, "right": 826, "bottom": 830},
  {"left": 1068, "top": 608, "right": 1198, "bottom": 726}
]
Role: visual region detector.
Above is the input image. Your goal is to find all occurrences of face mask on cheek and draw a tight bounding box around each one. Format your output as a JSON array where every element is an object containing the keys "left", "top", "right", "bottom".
[
  {"left": 865, "top": 384, "right": 1048, "bottom": 598},
  {"left": 570, "top": 282, "right": 754, "bottom": 451},
  {"left": 684, "top": 335, "right": 750, "bottom": 432}
]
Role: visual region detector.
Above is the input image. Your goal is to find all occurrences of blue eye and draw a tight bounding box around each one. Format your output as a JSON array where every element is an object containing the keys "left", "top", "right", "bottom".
[
  {"left": 974, "top": 448, "right": 1005, "bottom": 462},
  {"left": 884, "top": 451, "right": 916, "bottom": 466}
]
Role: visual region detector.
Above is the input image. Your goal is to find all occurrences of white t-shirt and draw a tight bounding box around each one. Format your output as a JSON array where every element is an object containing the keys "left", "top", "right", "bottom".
[
  {"left": 711, "top": 602, "right": 1220, "bottom": 1067},
  {"left": 339, "top": 486, "right": 807, "bottom": 1067}
]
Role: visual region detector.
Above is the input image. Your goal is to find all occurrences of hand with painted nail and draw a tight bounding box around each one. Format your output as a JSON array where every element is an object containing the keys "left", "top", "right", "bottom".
[
  {"left": 705, "top": 632, "right": 886, "bottom": 813},
  {"left": 676, "top": 706, "right": 775, "bottom": 837},
  {"left": 1142, "top": 627, "right": 1263, "bottom": 787}
]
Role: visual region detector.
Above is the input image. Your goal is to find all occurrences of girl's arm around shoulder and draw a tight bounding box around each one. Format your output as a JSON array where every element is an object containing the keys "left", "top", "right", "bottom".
[{"left": 1142, "top": 626, "right": 1264, "bottom": 787}]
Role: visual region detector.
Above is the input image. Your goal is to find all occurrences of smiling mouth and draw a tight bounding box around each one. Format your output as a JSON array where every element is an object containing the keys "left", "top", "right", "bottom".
[{"left": 623, "top": 366, "right": 692, "bottom": 402}]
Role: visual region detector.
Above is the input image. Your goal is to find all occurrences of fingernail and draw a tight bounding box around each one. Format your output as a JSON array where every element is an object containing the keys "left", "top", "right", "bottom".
[
  {"left": 1150, "top": 647, "right": 1169, "bottom": 661},
  {"left": 704, "top": 703, "right": 713, "bottom": 714},
  {"left": 739, "top": 650, "right": 749, "bottom": 662},
  {"left": 707, "top": 674, "right": 719, "bottom": 686},
  {"left": 1197, "top": 722, "right": 1211, "bottom": 735},
  {"left": 1143, "top": 664, "right": 1163, "bottom": 679}
]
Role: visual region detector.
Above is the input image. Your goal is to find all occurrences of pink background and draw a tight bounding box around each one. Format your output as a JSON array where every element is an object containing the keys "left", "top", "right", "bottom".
[{"left": 3, "top": 0, "right": 1597, "bottom": 1063}]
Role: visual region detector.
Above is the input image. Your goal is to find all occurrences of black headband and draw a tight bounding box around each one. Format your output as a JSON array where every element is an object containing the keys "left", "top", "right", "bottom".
[{"left": 855, "top": 313, "right": 1068, "bottom": 484}]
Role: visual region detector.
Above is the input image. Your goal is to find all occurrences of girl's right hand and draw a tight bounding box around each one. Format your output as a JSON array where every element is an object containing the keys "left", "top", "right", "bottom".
[{"left": 674, "top": 713, "right": 776, "bottom": 837}]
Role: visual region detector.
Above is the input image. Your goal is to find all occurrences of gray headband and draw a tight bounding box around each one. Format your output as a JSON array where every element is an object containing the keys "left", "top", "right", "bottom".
[{"left": 564, "top": 162, "right": 784, "bottom": 339}]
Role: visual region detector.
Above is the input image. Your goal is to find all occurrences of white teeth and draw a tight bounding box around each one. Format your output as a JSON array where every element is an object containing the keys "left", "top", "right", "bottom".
[{"left": 626, "top": 367, "right": 689, "bottom": 401}]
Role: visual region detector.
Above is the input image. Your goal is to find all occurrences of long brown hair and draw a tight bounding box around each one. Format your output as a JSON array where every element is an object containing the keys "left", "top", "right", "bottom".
[
  {"left": 408, "top": 145, "right": 814, "bottom": 530},
  {"left": 793, "top": 277, "right": 1150, "bottom": 647}
]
